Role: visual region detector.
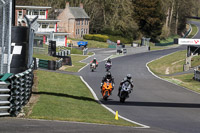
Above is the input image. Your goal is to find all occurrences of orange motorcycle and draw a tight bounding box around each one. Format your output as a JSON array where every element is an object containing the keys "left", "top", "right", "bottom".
[{"left": 101, "top": 81, "right": 113, "bottom": 100}]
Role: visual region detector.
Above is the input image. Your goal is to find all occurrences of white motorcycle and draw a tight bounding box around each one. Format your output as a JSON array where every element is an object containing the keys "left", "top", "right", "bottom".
[
  {"left": 119, "top": 81, "right": 132, "bottom": 103},
  {"left": 90, "top": 63, "right": 96, "bottom": 72}
]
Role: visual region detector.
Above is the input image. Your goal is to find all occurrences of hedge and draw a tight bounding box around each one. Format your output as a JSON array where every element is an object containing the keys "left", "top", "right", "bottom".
[{"left": 83, "top": 34, "right": 109, "bottom": 42}]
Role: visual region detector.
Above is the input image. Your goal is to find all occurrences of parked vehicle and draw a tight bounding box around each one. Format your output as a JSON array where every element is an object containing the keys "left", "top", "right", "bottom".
[
  {"left": 77, "top": 41, "right": 88, "bottom": 47},
  {"left": 101, "top": 81, "right": 113, "bottom": 100},
  {"left": 105, "top": 62, "right": 112, "bottom": 72},
  {"left": 118, "top": 81, "right": 132, "bottom": 103}
]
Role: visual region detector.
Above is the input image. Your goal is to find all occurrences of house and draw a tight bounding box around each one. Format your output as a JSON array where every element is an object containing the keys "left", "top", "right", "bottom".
[
  {"left": 15, "top": 5, "right": 70, "bottom": 46},
  {"left": 57, "top": 2, "right": 90, "bottom": 38}
]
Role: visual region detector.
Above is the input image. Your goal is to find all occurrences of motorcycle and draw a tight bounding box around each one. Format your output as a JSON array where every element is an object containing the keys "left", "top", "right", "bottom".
[
  {"left": 119, "top": 81, "right": 132, "bottom": 103},
  {"left": 101, "top": 80, "right": 113, "bottom": 100},
  {"left": 90, "top": 63, "right": 96, "bottom": 72},
  {"left": 105, "top": 62, "right": 112, "bottom": 71}
]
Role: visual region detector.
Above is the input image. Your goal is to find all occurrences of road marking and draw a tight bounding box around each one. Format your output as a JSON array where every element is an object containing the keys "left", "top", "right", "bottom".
[{"left": 80, "top": 76, "right": 150, "bottom": 128}]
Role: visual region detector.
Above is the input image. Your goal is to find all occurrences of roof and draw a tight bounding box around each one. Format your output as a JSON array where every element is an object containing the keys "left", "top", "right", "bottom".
[
  {"left": 69, "top": 7, "right": 89, "bottom": 19},
  {"left": 37, "top": 20, "right": 61, "bottom": 23},
  {"left": 16, "top": 5, "right": 51, "bottom": 9}
]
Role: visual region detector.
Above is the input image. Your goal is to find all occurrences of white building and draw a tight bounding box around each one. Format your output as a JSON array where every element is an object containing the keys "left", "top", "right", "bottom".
[{"left": 15, "top": 5, "right": 70, "bottom": 46}]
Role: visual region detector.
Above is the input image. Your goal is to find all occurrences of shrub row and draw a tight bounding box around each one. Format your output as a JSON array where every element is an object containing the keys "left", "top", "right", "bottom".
[
  {"left": 83, "top": 34, "right": 109, "bottom": 42},
  {"left": 84, "top": 34, "right": 132, "bottom": 44}
]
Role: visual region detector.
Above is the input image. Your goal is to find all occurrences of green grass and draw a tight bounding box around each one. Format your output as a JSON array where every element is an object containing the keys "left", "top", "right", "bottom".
[
  {"left": 188, "top": 24, "right": 198, "bottom": 38},
  {"left": 164, "top": 74, "right": 200, "bottom": 93},
  {"left": 148, "top": 50, "right": 186, "bottom": 75},
  {"left": 160, "top": 35, "right": 179, "bottom": 43},
  {"left": 64, "top": 55, "right": 88, "bottom": 72},
  {"left": 33, "top": 54, "right": 58, "bottom": 61},
  {"left": 28, "top": 70, "right": 139, "bottom": 127},
  {"left": 191, "top": 55, "right": 200, "bottom": 67}
]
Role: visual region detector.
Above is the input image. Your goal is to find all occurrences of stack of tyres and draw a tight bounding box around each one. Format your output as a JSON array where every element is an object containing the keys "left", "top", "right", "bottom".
[
  {"left": 48, "top": 60, "right": 56, "bottom": 70},
  {"left": 62, "top": 56, "right": 72, "bottom": 66},
  {"left": 11, "top": 26, "right": 29, "bottom": 74}
]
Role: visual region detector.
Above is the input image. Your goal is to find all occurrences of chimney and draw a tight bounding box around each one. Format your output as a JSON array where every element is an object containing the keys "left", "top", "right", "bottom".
[
  {"left": 80, "top": 3, "right": 83, "bottom": 8},
  {"left": 66, "top": 2, "right": 69, "bottom": 8}
]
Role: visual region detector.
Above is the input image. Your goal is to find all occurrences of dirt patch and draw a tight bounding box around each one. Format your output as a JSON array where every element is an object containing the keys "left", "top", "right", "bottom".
[
  {"left": 165, "top": 67, "right": 170, "bottom": 74},
  {"left": 171, "top": 59, "right": 185, "bottom": 65}
]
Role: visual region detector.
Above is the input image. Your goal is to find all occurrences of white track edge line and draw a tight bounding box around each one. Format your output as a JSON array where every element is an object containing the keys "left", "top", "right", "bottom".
[{"left": 80, "top": 76, "right": 150, "bottom": 128}]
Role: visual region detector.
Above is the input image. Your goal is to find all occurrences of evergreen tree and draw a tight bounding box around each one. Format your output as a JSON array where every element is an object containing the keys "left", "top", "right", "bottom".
[{"left": 134, "top": 0, "right": 165, "bottom": 42}]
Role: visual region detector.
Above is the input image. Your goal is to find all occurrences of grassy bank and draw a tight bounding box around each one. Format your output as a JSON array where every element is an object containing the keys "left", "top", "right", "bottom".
[
  {"left": 63, "top": 55, "right": 88, "bottom": 72},
  {"left": 164, "top": 74, "right": 200, "bottom": 93},
  {"left": 148, "top": 50, "right": 186, "bottom": 75},
  {"left": 27, "top": 70, "right": 139, "bottom": 127},
  {"left": 187, "top": 24, "right": 198, "bottom": 38},
  {"left": 148, "top": 49, "right": 200, "bottom": 94}
]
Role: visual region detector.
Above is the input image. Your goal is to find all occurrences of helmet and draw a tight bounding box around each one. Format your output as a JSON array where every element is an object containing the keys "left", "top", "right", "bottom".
[
  {"left": 106, "top": 72, "right": 112, "bottom": 79},
  {"left": 94, "top": 57, "right": 96, "bottom": 60},
  {"left": 108, "top": 58, "right": 111, "bottom": 61},
  {"left": 127, "top": 74, "right": 132, "bottom": 80}
]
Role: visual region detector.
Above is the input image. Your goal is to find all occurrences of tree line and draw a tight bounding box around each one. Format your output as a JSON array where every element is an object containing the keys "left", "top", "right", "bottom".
[{"left": 16, "top": 0, "right": 199, "bottom": 42}]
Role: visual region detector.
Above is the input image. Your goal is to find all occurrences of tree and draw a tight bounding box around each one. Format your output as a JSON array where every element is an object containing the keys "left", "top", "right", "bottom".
[{"left": 134, "top": 0, "right": 165, "bottom": 42}]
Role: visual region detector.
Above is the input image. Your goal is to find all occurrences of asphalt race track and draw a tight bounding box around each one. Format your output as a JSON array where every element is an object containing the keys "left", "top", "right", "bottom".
[
  {"left": 1, "top": 21, "right": 200, "bottom": 133},
  {"left": 79, "top": 21, "right": 200, "bottom": 133}
]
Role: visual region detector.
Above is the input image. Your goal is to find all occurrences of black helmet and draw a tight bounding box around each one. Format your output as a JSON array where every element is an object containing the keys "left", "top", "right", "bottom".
[
  {"left": 106, "top": 72, "right": 112, "bottom": 79},
  {"left": 127, "top": 74, "right": 132, "bottom": 80},
  {"left": 108, "top": 58, "right": 111, "bottom": 61}
]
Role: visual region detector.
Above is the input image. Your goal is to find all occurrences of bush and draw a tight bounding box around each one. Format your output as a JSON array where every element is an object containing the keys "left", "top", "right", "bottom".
[{"left": 83, "top": 34, "right": 109, "bottom": 42}]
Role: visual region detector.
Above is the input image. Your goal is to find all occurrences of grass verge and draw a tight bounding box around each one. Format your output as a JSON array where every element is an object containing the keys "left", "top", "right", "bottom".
[
  {"left": 148, "top": 50, "right": 186, "bottom": 75},
  {"left": 163, "top": 74, "right": 200, "bottom": 93},
  {"left": 63, "top": 55, "right": 88, "bottom": 72},
  {"left": 27, "top": 70, "right": 139, "bottom": 127}
]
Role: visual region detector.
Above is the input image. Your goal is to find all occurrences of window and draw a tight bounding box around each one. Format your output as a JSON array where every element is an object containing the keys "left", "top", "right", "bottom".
[
  {"left": 18, "top": 11, "right": 22, "bottom": 18},
  {"left": 86, "top": 29, "right": 88, "bottom": 34},
  {"left": 82, "top": 20, "right": 83, "bottom": 25},
  {"left": 27, "top": 10, "right": 32, "bottom": 15},
  {"left": 40, "top": 10, "right": 45, "bottom": 15},
  {"left": 41, "top": 23, "right": 48, "bottom": 28},
  {"left": 78, "top": 29, "right": 80, "bottom": 34},
  {"left": 76, "top": 29, "right": 77, "bottom": 35},
  {"left": 76, "top": 20, "right": 80, "bottom": 25},
  {"left": 33, "top": 10, "right": 39, "bottom": 15}
]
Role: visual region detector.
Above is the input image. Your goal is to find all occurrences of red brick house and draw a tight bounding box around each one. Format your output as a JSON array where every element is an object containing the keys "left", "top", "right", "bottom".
[{"left": 57, "top": 2, "right": 90, "bottom": 38}]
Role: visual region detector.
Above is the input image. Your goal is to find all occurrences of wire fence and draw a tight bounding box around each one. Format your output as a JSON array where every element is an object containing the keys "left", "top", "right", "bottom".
[{"left": 0, "top": 0, "right": 12, "bottom": 74}]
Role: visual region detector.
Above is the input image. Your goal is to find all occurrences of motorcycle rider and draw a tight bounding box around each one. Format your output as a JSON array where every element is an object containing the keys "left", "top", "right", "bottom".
[
  {"left": 118, "top": 74, "right": 134, "bottom": 96},
  {"left": 105, "top": 58, "right": 112, "bottom": 66},
  {"left": 101, "top": 72, "right": 115, "bottom": 91},
  {"left": 90, "top": 57, "right": 98, "bottom": 68}
]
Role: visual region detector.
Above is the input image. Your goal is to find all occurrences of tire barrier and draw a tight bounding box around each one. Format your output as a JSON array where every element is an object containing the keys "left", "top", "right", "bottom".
[
  {"left": 0, "top": 61, "right": 35, "bottom": 116},
  {"left": 37, "top": 58, "right": 63, "bottom": 70},
  {"left": 9, "top": 68, "right": 34, "bottom": 116},
  {"left": 61, "top": 56, "right": 72, "bottom": 66},
  {"left": 11, "top": 26, "right": 29, "bottom": 74},
  {"left": 55, "top": 50, "right": 70, "bottom": 57}
]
